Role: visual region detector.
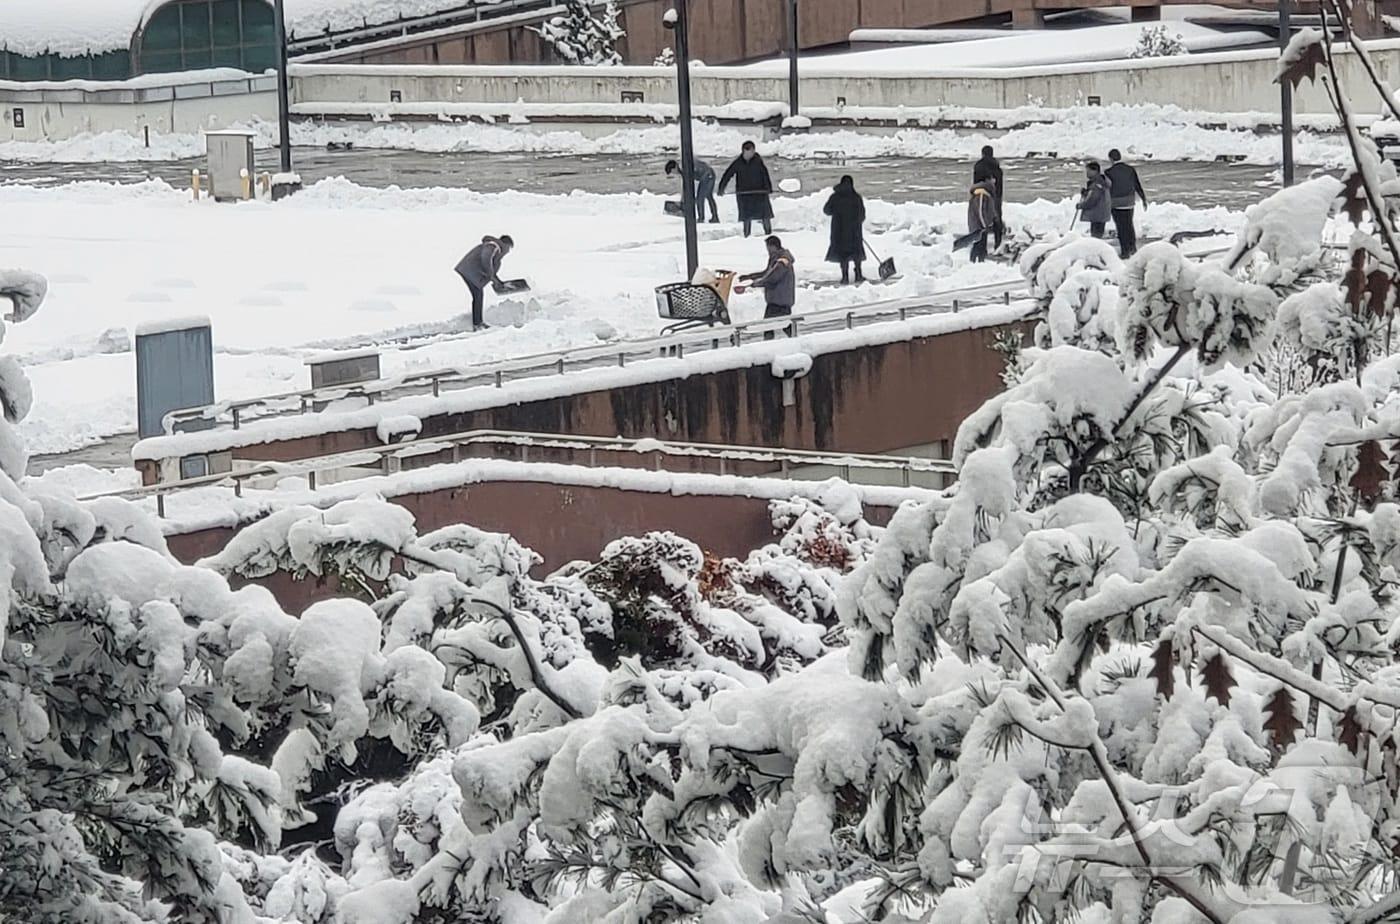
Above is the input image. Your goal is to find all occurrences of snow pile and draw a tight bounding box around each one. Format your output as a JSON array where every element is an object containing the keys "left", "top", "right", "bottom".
[{"left": 0, "top": 102, "right": 1353, "bottom": 166}]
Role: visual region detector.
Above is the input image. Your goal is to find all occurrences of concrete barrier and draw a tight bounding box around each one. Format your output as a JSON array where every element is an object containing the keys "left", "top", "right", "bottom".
[
  {"left": 0, "top": 74, "right": 277, "bottom": 143},
  {"left": 291, "top": 39, "right": 1400, "bottom": 117}
]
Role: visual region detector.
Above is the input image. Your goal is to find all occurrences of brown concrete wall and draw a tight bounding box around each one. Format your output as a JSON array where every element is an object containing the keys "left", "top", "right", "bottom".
[
  {"left": 327, "top": 0, "right": 960, "bottom": 66},
  {"left": 167, "top": 479, "right": 900, "bottom": 612},
  {"left": 314, "top": 0, "right": 1243, "bottom": 66},
  {"left": 140, "top": 320, "right": 1024, "bottom": 484}
]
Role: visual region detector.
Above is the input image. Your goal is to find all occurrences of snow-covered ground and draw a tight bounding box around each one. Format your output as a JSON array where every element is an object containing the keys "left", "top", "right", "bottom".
[
  {"left": 0, "top": 104, "right": 1351, "bottom": 166},
  {"left": 0, "top": 177, "right": 1238, "bottom": 458}
]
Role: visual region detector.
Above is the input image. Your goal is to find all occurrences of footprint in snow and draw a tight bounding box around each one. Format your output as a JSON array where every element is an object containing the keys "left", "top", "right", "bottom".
[{"left": 350, "top": 298, "right": 395, "bottom": 313}]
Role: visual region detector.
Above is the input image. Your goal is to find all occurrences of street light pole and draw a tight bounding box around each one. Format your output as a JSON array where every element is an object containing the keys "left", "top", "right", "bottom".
[
  {"left": 787, "top": 0, "right": 799, "bottom": 119},
  {"left": 667, "top": 3, "right": 699, "bottom": 278},
  {"left": 1279, "top": 0, "right": 1294, "bottom": 186},
  {"left": 273, "top": 0, "right": 293, "bottom": 175}
]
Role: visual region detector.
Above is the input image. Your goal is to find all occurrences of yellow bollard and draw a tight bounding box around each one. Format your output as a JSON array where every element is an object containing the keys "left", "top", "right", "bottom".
[
  {"left": 259, "top": 172, "right": 271, "bottom": 197},
  {"left": 191, "top": 169, "right": 201, "bottom": 201},
  {"left": 240, "top": 167, "right": 251, "bottom": 201}
]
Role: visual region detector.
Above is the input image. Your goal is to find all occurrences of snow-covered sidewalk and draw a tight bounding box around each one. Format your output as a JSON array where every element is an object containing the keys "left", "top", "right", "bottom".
[{"left": 0, "top": 177, "right": 1240, "bottom": 458}]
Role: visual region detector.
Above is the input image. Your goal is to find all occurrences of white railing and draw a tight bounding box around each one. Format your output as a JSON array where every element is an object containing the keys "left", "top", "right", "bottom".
[
  {"left": 159, "top": 281, "right": 1026, "bottom": 436},
  {"left": 92, "top": 429, "right": 959, "bottom": 517}
]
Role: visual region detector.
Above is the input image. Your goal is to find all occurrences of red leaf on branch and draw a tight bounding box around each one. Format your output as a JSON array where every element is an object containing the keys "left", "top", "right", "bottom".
[
  {"left": 1338, "top": 705, "right": 1365, "bottom": 755},
  {"left": 1198, "top": 652, "right": 1235, "bottom": 706},
  {"left": 1263, "top": 687, "right": 1303, "bottom": 753},
  {"left": 1352, "top": 440, "right": 1389, "bottom": 506},
  {"left": 1339, "top": 171, "right": 1368, "bottom": 225},
  {"left": 1277, "top": 32, "right": 1327, "bottom": 90},
  {"left": 1147, "top": 638, "right": 1175, "bottom": 699}
]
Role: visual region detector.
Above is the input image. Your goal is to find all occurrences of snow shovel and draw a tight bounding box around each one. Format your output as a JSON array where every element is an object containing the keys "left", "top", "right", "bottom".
[
  {"left": 952, "top": 229, "right": 985, "bottom": 252},
  {"left": 493, "top": 278, "right": 531, "bottom": 295},
  {"left": 663, "top": 200, "right": 685, "bottom": 217},
  {"left": 863, "top": 240, "right": 897, "bottom": 280},
  {"left": 1068, "top": 206, "right": 1081, "bottom": 232}
]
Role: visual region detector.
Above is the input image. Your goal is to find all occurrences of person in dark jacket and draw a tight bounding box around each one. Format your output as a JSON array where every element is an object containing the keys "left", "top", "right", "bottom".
[
  {"left": 823, "top": 175, "right": 866, "bottom": 284},
  {"left": 736, "top": 235, "right": 795, "bottom": 340},
  {"left": 453, "top": 234, "right": 513, "bottom": 332},
  {"left": 967, "top": 179, "right": 999, "bottom": 263},
  {"left": 1105, "top": 149, "right": 1147, "bottom": 257},
  {"left": 665, "top": 157, "right": 720, "bottom": 223},
  {"left": 973, "top": 144, "right": 1005, "bottom": 248},
  {"left": 1077, "top": 162, "right": 1112, "bottom": 239},
  {"left": 718, "top": 141, "right": 774, "bottom": 238}
]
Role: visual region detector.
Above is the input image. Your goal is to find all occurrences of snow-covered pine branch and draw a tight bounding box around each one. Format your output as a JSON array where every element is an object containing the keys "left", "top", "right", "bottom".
[
  {"left": 1129, "top": 23, "right": 1186, "bottom": 59},
  {"left": 531, "top": 0, "right": 625, "bottom": 66}
]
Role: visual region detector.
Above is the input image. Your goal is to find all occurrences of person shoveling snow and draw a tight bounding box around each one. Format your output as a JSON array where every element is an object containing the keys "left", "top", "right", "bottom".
[{"left": 454, "top": 234, "right": 514, "bottom": 332}]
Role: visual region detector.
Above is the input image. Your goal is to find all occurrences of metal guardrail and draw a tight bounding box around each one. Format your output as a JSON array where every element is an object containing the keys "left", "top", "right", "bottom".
[
  {"left": 158, "top": 281, "right": 1027, "bottom": 439},
  {"left": 289, "top": 0, "right": 560, "bottom": 54},
  {"left": 92, "top": 429, "right": 959, "bottom": 517}
]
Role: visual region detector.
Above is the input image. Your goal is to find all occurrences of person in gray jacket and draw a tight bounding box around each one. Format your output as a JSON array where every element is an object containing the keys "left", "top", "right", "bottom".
[
  {"left": 665, "top": 157, "right": 720, "bottom": 223},
  {"left": 736, "top": 235, "right": 795, "bottom": 340},
  {"left": 1077, "top": 162, "right": 1112, "bottom": 239},
  {"left": 454, "top": 234, "right": 513, "bottom": 332}
]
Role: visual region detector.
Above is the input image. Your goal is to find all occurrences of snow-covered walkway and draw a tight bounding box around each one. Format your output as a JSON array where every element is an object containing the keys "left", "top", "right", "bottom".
[{"left": 0, "top": 177, "right": 1240, "bottom": 458}]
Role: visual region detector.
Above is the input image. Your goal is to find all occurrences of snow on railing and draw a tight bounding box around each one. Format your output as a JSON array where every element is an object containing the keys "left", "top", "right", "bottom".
[
  {"left": 91, "top": 429, "right": 959, "bottom": 518},
  {"left": 158, "top": 281, "right": 1025, "bottom": 438}
]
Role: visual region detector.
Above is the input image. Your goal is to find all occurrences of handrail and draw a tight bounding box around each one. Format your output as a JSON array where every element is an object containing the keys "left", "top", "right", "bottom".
[
  {"left": 158, "top": 281, "right": 1027, "bottom": 436},
  {"left": 92, "top": 429, "right": 959, "bottom": 516}
]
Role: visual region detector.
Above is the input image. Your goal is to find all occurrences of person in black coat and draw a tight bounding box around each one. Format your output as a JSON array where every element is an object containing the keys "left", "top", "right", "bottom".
[
  {"left": 973, "top": 145, "right": 1005, "bottom": 248},
  {"left": 719, "top": 141, "right": 774, "bottom": 238},
  {"left": 823, "top": 175, "right": 866, "bottom": 284}
]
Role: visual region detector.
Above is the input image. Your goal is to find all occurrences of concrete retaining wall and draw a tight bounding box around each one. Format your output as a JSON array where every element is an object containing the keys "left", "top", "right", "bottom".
[
  {"left": 293, "top": 40, "right": 1400, "bottom": 116},
  {"left": 136, "top": 317, "right": 1023, "bottom": 485},
  {"left": 0, "top": 75, "right": 277, "bottom": 143}
]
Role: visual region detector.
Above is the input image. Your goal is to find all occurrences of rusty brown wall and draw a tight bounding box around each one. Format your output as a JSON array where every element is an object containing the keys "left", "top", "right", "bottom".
[
  {"left": 141, "top": 321, "right": 1022, "bottom": 483},
  {"left": 167, "top": 479, "right": 900, "bottom": 612},
  {"left": 327, "top": 0, "right": 959, "bottom": 66}
]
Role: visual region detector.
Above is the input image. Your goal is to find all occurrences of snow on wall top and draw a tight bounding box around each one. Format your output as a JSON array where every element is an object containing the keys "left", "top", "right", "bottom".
[{"left": 0, "top": 0, "right": 483, "bottom": 58}]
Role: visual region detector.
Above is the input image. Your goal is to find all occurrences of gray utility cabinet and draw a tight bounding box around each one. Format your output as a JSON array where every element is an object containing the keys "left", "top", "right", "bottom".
[
  {"left": 135, "top": 320, "right": 214, "bottom": 439},
  {"left": 205, "top": 129, "right": 256, "bottom": 201}
]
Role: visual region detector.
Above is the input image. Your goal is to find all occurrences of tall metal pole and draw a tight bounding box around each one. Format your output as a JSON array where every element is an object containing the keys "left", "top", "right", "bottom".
[
  {"left": 672, "top": 2, "right": 699, "bottom": 278},
  {"left": 787, "top": 0, "right": 800, "bottom": 119},
  {"left": 1279, "top": 0, "right": 1294, "bottom": 186},
  {"left": 273, "top": 0, "right": 293, "bottom": 174}
]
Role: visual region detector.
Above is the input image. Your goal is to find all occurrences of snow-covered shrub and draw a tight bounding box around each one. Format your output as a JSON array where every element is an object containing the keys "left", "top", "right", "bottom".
[
  {"left": 1129, "top": 23, "right": 1186, "bottom": 59},
  {"left": 0, "top": 271, "right": 287, "bottom": 923},
  {"left": 532, "top": 0, "right": 624, "bottom": 65},
  {"left": 654, "top": 47, "right": 675, "bottom": 67}
]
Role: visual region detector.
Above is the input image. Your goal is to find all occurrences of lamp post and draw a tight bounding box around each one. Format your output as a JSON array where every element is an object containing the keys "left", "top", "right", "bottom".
[
  {"left": 273, "top": 0, "right": 293, "bottom": 175},
  {"left": 665, "top": 3, "right": 699, "bottom": 278},
  {"left": 787, "top": 0, "right": 799, "bottom": 119},
  {"left": 1279, "top": 0, "right": 1294, "bottom": 187}
]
